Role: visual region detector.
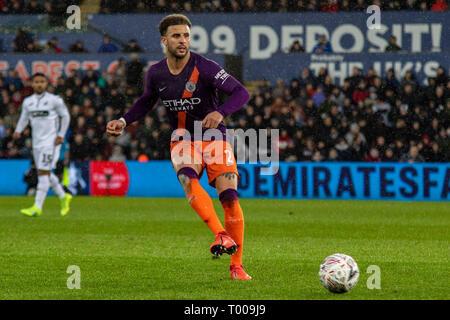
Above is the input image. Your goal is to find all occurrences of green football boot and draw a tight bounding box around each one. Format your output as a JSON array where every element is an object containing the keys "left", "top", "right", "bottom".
[
  {"left": 60, "top": 193, "right": 73, "bottom": 216},
  {"left": 20, "top": 205, "right": 42, "bottom": 217}
]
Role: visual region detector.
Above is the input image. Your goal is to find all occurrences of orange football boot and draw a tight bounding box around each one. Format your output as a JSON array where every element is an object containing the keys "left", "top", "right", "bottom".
[
  {"left": 230, "top": 264, "right": 252, "bottom": 280},
  {"left": 210, "top": 231, "right": 238, "bottom": 257}
]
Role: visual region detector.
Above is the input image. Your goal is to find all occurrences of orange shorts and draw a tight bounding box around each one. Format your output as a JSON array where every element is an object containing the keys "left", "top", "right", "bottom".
[{"left": 170, "top": 140, "right": 239, "bottom": 187}]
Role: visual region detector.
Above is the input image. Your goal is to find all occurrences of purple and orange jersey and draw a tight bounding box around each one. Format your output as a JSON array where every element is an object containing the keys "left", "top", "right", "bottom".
[{"left": 122, "top": 52, "right": 250, "bottom": 141}]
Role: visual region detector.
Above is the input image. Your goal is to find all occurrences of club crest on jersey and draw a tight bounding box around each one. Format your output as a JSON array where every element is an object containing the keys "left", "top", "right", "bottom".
[{"left": 185, "top": 81, "right": 196, "bottom": 93}]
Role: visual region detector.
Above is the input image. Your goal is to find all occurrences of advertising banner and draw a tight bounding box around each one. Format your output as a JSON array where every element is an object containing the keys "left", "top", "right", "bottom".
[
  {"left": 1, "top": 160, "right": 448, "bottom": 201},
  {"left": 89, "top": 12, "right": 449, "bottom": 58},
  {"left": 0, "top": 52, "right": 446, "bottom": 87},
  {"left": 245, "top": 52, "right": 450, "bottom": 85},
  {"left": 89, "top": 161, "right": 130, "bottom": 196}
]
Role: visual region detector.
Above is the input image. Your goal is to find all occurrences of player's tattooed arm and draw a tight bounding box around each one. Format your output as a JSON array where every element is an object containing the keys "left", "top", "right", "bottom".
[{"left": 220, "top": 172, "right": 238, "bottom": 181}]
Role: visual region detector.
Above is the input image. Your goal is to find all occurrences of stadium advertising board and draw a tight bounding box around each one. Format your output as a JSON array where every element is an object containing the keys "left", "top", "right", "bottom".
[
  {"left": 0, "top": 52, "right": 447, "bottom": 86},
  {"left": 89, "top": 161, "right": 129, "bottom": 196},
  {"left": 245, "top": 52, "right": 450, "bottom": 85},
  {"left": 0, "top": 53, "right": 223, "bottom": 85},
  {"left": 236, "top": 162, "right": 450, "bottom": 201},
  {"left": 90, "top": 12, "right": 449, "bottom": 58},
  {"left": 2, "top": 160, "right": 448, "bottom": 201}
]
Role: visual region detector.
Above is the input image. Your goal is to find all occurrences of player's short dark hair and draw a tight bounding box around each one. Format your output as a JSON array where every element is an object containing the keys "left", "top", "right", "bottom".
[
  {"left": 159, "top": 14, "right": 192, "bottom": 36},
  {"left": 31, "top": 72, "right": 48, "bottom": 81}
]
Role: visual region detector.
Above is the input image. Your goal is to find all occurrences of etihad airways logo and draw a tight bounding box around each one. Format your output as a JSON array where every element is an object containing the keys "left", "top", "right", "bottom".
[{"left": 162, "top": 98, "right": 201, "bottom": 111}]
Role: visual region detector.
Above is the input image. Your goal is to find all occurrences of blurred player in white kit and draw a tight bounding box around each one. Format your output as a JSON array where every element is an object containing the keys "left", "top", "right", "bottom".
[{"left": 13, "top": 73, "right": 72, "bottom": 217}]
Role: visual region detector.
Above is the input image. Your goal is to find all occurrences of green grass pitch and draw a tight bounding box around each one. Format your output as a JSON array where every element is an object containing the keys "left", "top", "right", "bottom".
[{"left": 0, "top": 196, "right": 448, "bottom": 300}]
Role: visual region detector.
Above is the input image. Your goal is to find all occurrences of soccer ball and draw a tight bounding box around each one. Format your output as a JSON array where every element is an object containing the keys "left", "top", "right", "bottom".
[{"left": 318, "top": 253, "right": 359, "bottom": 293}]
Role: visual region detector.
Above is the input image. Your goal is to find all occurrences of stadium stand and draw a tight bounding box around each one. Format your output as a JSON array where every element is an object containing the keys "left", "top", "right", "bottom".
[
  {"left": 0, "top": 59, "right": 449, "bottom": 162},
  {"left": 0, "top": 0, "right": 449, "bottom": 164},
  {"left": 0, "top": 1, "right": 447, "bottom": 14}
]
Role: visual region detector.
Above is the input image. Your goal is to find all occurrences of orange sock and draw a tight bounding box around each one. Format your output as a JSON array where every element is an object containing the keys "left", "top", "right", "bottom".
[
  {"left": 186, "top": 178, "right": 225, "bottom": 235},
  {"left": 220, "top": 189, "right": 244, "bottom": 266}
]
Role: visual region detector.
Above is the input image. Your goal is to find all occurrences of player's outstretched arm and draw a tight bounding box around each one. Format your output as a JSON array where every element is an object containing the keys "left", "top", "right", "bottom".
[{"left": 106, "top": 67, "right": 158, "bottom": 135}]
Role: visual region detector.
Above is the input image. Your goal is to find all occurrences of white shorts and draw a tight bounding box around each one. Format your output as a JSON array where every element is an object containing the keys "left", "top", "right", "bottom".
[{"left": 33, "top": 145, "right": 61, "bottom": 171}]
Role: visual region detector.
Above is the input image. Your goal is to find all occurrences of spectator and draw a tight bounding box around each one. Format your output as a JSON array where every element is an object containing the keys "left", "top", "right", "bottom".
[
  {"left": 109, "top": 145, "right": 127, "bottom": 162},
  {"left": 98, "top": 36, "right": 119, "bottom": 53},
  {"left": 82, "top": 69, "right": 99, "bottom": 87},
  {"left": 70, "top": 134, "right": 90, "bottom": 160},
  {"left": 152, "top": 0, "right": 168, "bottom": 13},
  {"left": 352, "top": 80, "right": 369, "bottom": 104},
  {"left": 385, "top": 35, "right": 402, "bottom": 52},
  {"left": 385, "top": 68, "right": 400, "bottom": 91},
  {"left": 301, "top": 137, "right": 315, "bottom": 161},
  {"left": 122, "top": 39, "right": 144, "bottom": 53},
  {"left": 298, "top": 67, "right": 316, "bottom": 88},
  {"left": 43, "top": 37, "right": 63, "bottom": 53},
  {"left": 400, "top": 145, "right": 425, "bottom": 163},
  {"left": 292, "top": 0, "right": 308, "bottom": 11},
  {"left": 400, "top": 70, "right": 418, "bottom": 91},
  {"left": 321, "top": 0, "right": 338, "bottom": 12},
  {"left": 13, "top": 28, "right": 32, "bottom": 52},
  {"left": 243, "top": 0, "right": 258, "bottom": 12},
  {"left": 402, "top": 0, "right": 413, "bottom": 10},
  {"left": 418, "top": 1, "right": 429, "bottom": 11},
  {"left": 435, "top": 66, "right": 448, "bottom": 86},
  {"left": 431, "top": 0, "right": 447, "bottom": 11},
  {"left": 334, "top": 137, "right": 353, "bottom": 160},
  {"left": 306, "top": 0, "right": 319, "bottom": 11},
  {"left": 340, "top": 0, "right": 352, "bottom": 11},
  {"left": 114, "top": 57, "right": 127, "bottom": 83},
  {"left": 382, "top": 148, "right": 399, "bottom": 162},
  {"left": 4, "top": 69, "right": 23, "bottom": 90},
  {"left": 312, "top": 85, "right": 325, "bottom": 107},
  {"left": 169, "top": 1, "right": 181, "bottom": 12},
  {"left": 345, "top": 122, "right": 367, "bottom": 146},
  {"left": 210, "top": 0, "right": 225, "bottom": 12},
  {"left": 346, "top": 67, "right": 365, "bottom": 91},
  {"left": 24, "top": 0, "right": 44, "bottom": 14},
  {"left": 126, "top": 53, "right": 144, "bottom": 91},
  {"left": 328, "top": 148, "right": 339, "bottom": 161},
  {"left": 29, "top": 39, "right": 43, "bottom": 52},
  {"left": 69, "top": 40, "right": 89, "bottom": 53},
  {"left": 352, "top": 0, "right": 366, "bottom": 10},
  {"left": 312, "top": 35, "right": 333, "bottom": 54},
  {"left": 134, "top": 0, "right": 148, "bottom": 13},
  {"left": 365, "top": 148, "right": 381, "bottom": 162},
  {"left": 289, "top": 40, "right": 305, "bottom": 53}
]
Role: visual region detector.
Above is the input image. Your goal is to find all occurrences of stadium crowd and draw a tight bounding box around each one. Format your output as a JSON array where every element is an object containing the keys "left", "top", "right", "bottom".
[
  {"left": 0, "top": 54, "right": 449, "bottom": 163},
  {"left": 99, "top": 0, "right": 449, "bottom": 13},
  {"left": 0, "top": 0, "right": 82, "bottom": 15},
  {"left": 0, "top": 0, "right": 447, "bottom": 14}
]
